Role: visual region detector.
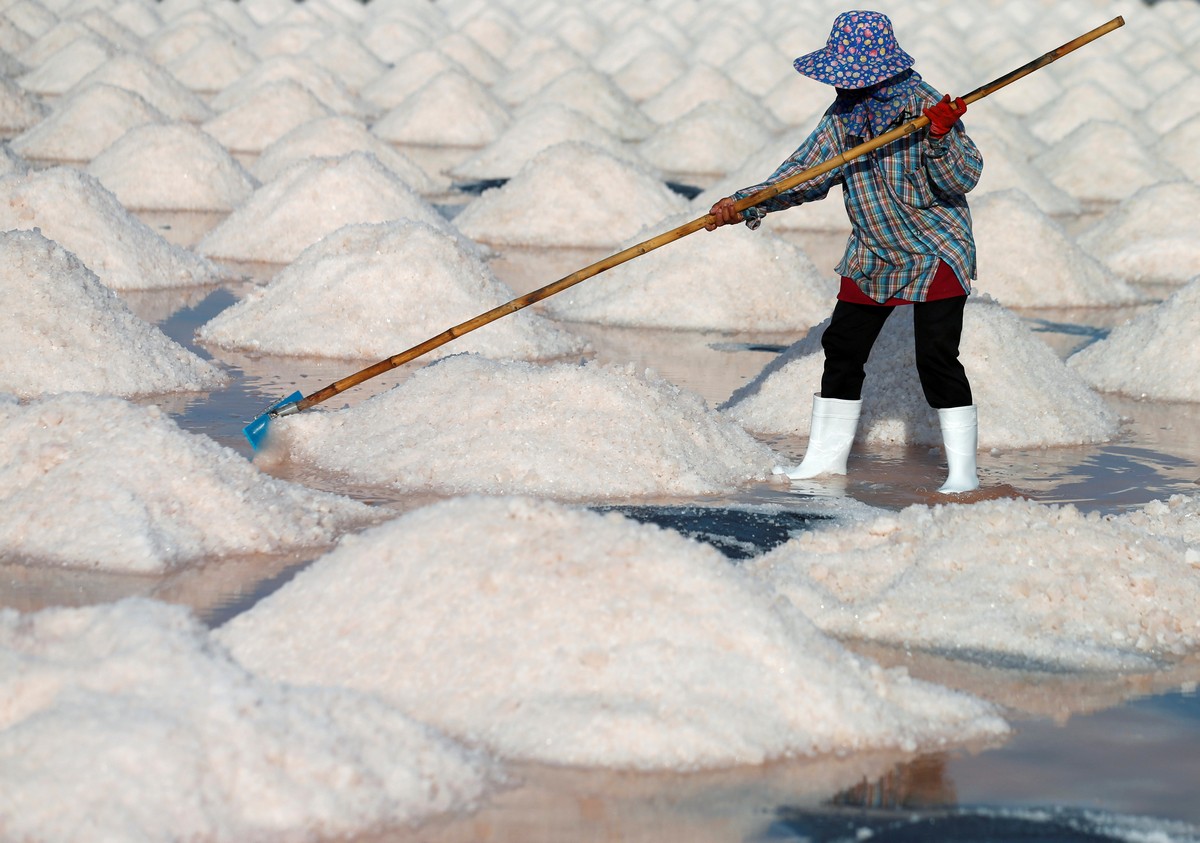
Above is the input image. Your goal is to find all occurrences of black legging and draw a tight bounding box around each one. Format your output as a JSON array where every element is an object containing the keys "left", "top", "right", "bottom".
[{"left": 819, "top": 296, "right": 973, "bottom": 409}]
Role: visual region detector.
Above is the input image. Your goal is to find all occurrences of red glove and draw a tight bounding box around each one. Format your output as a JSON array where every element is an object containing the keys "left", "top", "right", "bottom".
[{"left": 925, "top": 94, "right": 967, "bottom": 138}]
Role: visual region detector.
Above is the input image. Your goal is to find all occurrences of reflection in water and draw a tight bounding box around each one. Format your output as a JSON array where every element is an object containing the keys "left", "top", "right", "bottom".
[{"left": 829, "top": 753, "right": 957, "bottom": 810}]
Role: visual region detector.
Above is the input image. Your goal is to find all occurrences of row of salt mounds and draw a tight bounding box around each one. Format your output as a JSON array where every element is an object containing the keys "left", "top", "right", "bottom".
[
  {"left": 266, "top": 355, "right": 779, "bottom": 501},
  {"left": 746, "top": 496, "right": 1200, "bottom": 672},
  {"left": 453, "top": 142, "right": 688, "bottom": 248},
  {"left": 544, "top": 212, "right": 832, "bottom": 332},
  {"left": 7, "top": 83, "right": 168, "bottom": 163},
  {"left": 196, "top": 151, "right": 459, "bottom": 264},
  {"left": 723, "top": 296, "right": 1118, "bottom": 449},
  {"left": 218, "top": 495, "right": 1009, "bottom": 770},
  {"left": 1077, "top": 181, "right": 1200, "bottom": 286},
  {"left": 198, "top": 220, "right": 587, "bottom": 361},
  {"left": 0, "top": 167, "right": 220, "bottom": 289},
  {"left": 250, "top": 114, "right": 444, "bottom": 193},
  {"left": 201, "top": 78, "right": 334, "bottom": 154},
  {"left": 0, "top": 393, "right": 376, "bottom": 572},
  {"left": 1068, "top": 278, "right": 1200, "bottom": 403},
  {"left": 86, "top": 121, "right": 258, "bottom": 211},
  {"left": 0, "top": 600, "right": 492, "bottom": 843},
  {"left": 637, "top": 99, "right": 781, "bottom": 177},
  {"left": 0, "top": 230, "right": 226, "bottom": 398},
  {"left": 448, "top": 102, "right": 653, "bottom": 182},
  {"left": 972, "top": 189, "right": 1143, "bottom": 308}
]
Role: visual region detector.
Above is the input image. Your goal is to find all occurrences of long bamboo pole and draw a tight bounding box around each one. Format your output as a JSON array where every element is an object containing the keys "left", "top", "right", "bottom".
[{"left": 257, "top": 16, "right": 1124, "bottom": 427}]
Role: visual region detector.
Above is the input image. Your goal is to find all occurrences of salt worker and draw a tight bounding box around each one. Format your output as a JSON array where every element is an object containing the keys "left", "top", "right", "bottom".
[{"left": 707, "top": 9, "right": 982, "bottom": 493}]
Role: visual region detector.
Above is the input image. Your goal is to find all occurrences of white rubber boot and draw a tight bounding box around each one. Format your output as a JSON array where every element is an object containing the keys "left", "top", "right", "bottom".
[
  {"left": 936, "top": 404, "right": 979, "bottom": 493},
  {"left": 773, "top": 395, "right": 862, "bottom": 480}
]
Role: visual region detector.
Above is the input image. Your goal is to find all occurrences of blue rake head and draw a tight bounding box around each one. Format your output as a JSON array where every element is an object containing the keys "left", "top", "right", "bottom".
[{"left": 243, "top": 390, "right": 303, "bottom": 450}]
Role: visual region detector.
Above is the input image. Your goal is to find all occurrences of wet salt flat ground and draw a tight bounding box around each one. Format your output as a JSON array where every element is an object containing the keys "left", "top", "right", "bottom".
[{"left": 10, "top": 207, "right": 1199, "bottom": 841}]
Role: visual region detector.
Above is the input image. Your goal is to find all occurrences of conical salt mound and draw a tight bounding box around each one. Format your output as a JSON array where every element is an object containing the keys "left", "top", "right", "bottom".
[
  {"left": 1143, "top": 76, "right": 1200, "bottom": 136},
  {"left": 208, "top": 55, "right": 368, "bottom": 118},
  {"left": 371, "top": 69, "right": 510, "bottom": 147},
  {"left": 1025, "top": 81, "right": 1140, "bottom": 146},
  {"left": 198, "top": 220, "right": 586, "bottom": 360},
  {"left": 266, "top": 354, "right": 779, "bottom": 500},
  {"left": 359, "top": 48, "right": 468, "bottom": 111},
  {"left": 202, "top": 79, "right": 334, "bottom": 154},
  {"left": 638, "top": 100, "right": 779, "bottom": 177},
  {"left": 166, "top": 34, "right": 259, "bottom": 94},
  {"left": 519, "top": 67, "right": 654, "bottom": 141},
  {"left": 490, "top": 45, "right": 585, "bottom": 106},
  {"left": 610, "top": 43, "right": 687, "bottom": 103},
  {"left": 217, "top": 495, "right": 1007, "bottom": 770},
  {"left": 71, "top": 52, "right": 213, "bottom": 121},
  {"left": 0, "top": 75, "right": 46, "bottom": 133},
  {"left": 253, "top": 115, "right": 443, "bottom": 193},
  {"left": 1033, "top": 120, "right": 1182, "bottom": 204},
  {"left": 197, "top": 152, "right": 459, "bottom": 263},
  {"left": 305, "top": 33, "right": 385, "bottom": 90},
  {"left": 0, "top": 167, "right": 222, "bottom": 289},
  {"left": 747, "top": 495, "right": 1200, "bottom": 671},
  {"left": 0, "top": 600, "right": 491, "bottom": 841},
  {"left": 453, "top": 141, "right": 687, "bottom": 248},
  {"left": 9, "top": 82, "right": 168, "bottom": 162},
  {"left": 1157, "top": 113, "right": 1200, "bottom": 183},
  {"left": 0, "top": 393, "right": 376, "bottom": 571},
  {"left": 449, "top": 103, "right": 649, "bottom": 182},
  {"left": 546, "top": 212, "right": 831, "bottom": 332},
  {"left": 16, "top": 35, "right": 113, "bottom": 96},
  {"left": 641, "top": 64, "right": 750, "bottom": 125},
  {"left": 0, "top": 229, "right": 227, "bottom": 398},
  {"left": 973, "top": 190, "right": 1142, "bottom": 307},
  {"left": 1068, "top": 278, "right": 1200, "bottom": 402},
  {"left": 87, "top": 122, "right": 258, "bottom": 211},
  {"left": 722, "top": 296, "right": 1118, "bottom": 449},
  {"left": 970, "top": 128, "right": 1078, "bottom": 216},
  {"left": 1076, "top": 181, "right": 1200, "bottom": 285}
]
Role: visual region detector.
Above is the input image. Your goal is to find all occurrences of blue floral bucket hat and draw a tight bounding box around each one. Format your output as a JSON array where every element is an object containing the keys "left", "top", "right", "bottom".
[{"left": 793, "top": 10, "right": 915, "bottom": 89}]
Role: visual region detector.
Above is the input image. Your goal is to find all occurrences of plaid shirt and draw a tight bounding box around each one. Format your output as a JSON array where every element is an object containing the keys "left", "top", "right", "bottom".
[{"left": 733, "top": 80, "right": 983, "bottom": 303}]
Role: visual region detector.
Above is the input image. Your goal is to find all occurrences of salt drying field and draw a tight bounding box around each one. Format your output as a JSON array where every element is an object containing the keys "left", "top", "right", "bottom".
[{"left": 2, "top": 0, "right": 1200, "bottom": 839}]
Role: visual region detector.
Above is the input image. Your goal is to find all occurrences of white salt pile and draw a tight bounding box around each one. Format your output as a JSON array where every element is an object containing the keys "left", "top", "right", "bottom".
[
  {"left": 218, "top": 495, "right": 1008, "bottom": 770},
  {"left": 359, "top": 48, "right": 469, "bottom": 111},
  {"left": 519, "top": 67, "right": 654, "bottom": 141},
  {"left": 268, "top": 355, "right": 778, "bottom": 500},
  {"left": 968, "top": 128, "right": 1079, "bottom": 217},
  {"left": 16, "top": 34, "right": 113, "bottom": 96},
  {"left": 1116, "top": 493, "right": 1200, "bottom": 546},
  {"left": 0, "top": 143, "right": 27, "bottom": 176},
  {"left": 0, "top": 599, "right": 491, "bottom": 842},
  {"left": 72, "top": 51, "right": 212, "bottom": 122},
  {"left": 723, "top": 296, "right": 1119, "bottom": 449},
  {"left": 8, "top": 82, "right": 167, "bottom": 162},
  {"left": 1076, "top": 180, "right": 1200, "bottom": 285},
  {"left": 972, "top": 190, "right": 1143, "bottom": 308},
  {"left": 641, "top": 65, "right": 754, "bottom": 126},
  {"left": 1033, "top": 120, "right": 1181, "bottom": 204},
  {"left": 252, "top": 115, "right": 443, "bottom": 193},
  {"left": 198, "top": 220, "right": 586, "bottom": 360},
  {"left": 638, "top": 100, "right": 780, "bottom": 177},
  {"left": 449, "top": 103, "right": 649, "bottom": 182},
  {"left": 86, "top": 122, "right": 258, "bottom": 212},
  {"left": 490, "top": 45, "right": 585, "bottom": 106},
  {"left": 0, "top": 166, "right": 222, "bottom": 290},
  {"left": 201, "top": 79, "right": 333, "bottom": 154},
  {"left": 1157, "top": 113, "right": 1200, "bottom": 183},
  {"left": 0, "top": 75, "right": 46, "bottom": 133},
  {"left": 747, "top": 496, "right": 1200, "bottom": 672},
  {"left": 545, "top": 213, "right": 832, "bottom": 332},
  {"left": 1068, "top": 278, "right": 1200, "bottom": 403},
  {"left": 610, "top": 43, "right": 687, "bottom": 103},
  {"left": 0, "top": 393, "right": 376, "bottom": 572},
  {"left": 372, "top": 69, "right": 511, "bottom": 147},
  {"left": 208, "top": 55, "right": 367, "bottom": 118},
  {"left": 454, "top": 142, "right": 688, "bottom": 248},
  {"left": 196, "top": 152, "right": 458, "bottom": 264},
  {"left": 0, "top": 229, "right": 226, "bottom": 399},
  {"left": 166, "top": 34, "right": 259, "bottom": 94},
  {"left": 1025, "top": 82, "right": 1138, "bottom": 146}
]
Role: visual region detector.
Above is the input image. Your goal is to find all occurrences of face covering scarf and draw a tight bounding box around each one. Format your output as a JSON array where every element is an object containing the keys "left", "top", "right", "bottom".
[{"left": 834, "top": 68, "right": 922, "bottom": 137}]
